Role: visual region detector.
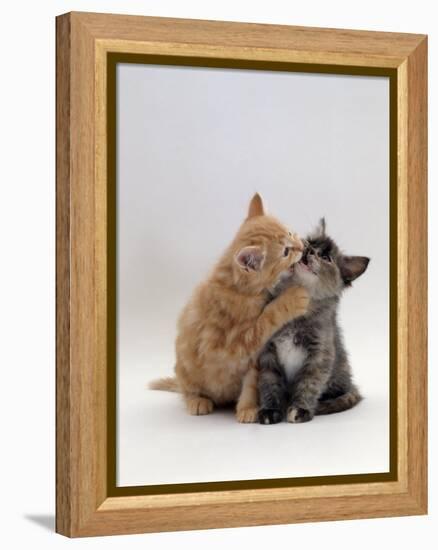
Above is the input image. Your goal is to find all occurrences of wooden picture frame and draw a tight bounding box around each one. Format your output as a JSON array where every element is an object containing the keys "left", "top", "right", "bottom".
[{"left": 56, "top": 11, "right": 427, "bottom": 537}]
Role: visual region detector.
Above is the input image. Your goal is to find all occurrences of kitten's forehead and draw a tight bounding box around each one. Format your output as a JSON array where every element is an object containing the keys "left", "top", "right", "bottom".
[{"left": 307, "top": 235, "right": 339, "bottom": 256}]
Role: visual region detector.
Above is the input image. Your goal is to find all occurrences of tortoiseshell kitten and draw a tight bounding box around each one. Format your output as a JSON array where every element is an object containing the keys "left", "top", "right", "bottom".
[{"left": 257, "top": 219, "right": 370, "bottom": 424}]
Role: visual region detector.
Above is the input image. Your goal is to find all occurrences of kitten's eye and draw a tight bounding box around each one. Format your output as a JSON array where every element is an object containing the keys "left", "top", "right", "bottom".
[
  {"left": 283, "top": 247, "right": 290, "bottom": 257},
  {"left": 321, "top": 254, "right": 331, "bottom": 262}
]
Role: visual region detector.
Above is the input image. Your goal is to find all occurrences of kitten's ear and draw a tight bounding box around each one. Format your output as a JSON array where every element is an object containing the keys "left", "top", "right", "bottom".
[
  {"left": 235, "top": 246, "right": 266, "bottom": 272},
  {"left": 247, "top": 193, "right": 265, "bottom": 219},
  {"left": 309, "top": 217, "right": 326, "bottom": 239},
  {"left": 318, "top": 217, "right": 326, "bottom": 236},
  {"left": 339, "top": 256, "right": 370, "bottom": 285}
]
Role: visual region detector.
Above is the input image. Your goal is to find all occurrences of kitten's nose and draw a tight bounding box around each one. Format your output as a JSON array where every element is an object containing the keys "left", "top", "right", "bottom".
[
  {"left": 292, "top": 240, "right": 304, "bottom": 252},
  {"left": 291, "top": 237, "right": 304, "bottom": 252}
]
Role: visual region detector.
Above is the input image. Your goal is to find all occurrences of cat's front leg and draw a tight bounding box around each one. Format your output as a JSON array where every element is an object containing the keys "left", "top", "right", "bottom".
[
  {"left": 257, "top": 345, "right": 288, "bottom": 424},
  {"left": 236, "top": 366, "right": 259, "bottom": 423},
  {"left": 287, "top": 356, "right": 332, "bottom": 423},
  {"left": 226, "top": 286, "right": 309, "bottom": 359}
]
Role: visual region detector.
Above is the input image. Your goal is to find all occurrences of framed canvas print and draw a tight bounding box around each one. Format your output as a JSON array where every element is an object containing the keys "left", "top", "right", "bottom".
[{"left": 56, "top": 12, "right": 428, "bottom": 537}]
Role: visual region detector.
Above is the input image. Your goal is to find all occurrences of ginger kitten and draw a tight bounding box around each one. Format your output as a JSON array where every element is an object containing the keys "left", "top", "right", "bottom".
[{"left": 150, "top": 194, "right": 309, "bottom": 422}]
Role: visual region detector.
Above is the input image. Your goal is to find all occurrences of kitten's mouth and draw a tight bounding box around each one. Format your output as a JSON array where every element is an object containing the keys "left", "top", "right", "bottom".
[{"left": 298, "top": 259, "right": 315, "bottom": 274}]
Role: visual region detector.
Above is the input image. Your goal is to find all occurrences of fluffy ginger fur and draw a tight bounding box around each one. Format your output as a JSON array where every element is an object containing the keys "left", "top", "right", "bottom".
[{"left": 150, "top": 194, "right": 309, "bottom": 422}]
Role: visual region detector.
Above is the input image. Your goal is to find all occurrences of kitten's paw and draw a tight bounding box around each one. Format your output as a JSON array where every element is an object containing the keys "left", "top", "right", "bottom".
[
  {"left": 186, "top": 396, "right": 214, "bottom": 415},
  {"left": 282, "top": 286, "right": 310, "bottom": 317},
  {"left": 258, "top": 408, "right": 283, "bottom": 425},
  {"left": 236, "top": 407, "right": 259, "bottom": 423},
  {"left": 287, "top": 406, "right": 314, "bottom": 423}
]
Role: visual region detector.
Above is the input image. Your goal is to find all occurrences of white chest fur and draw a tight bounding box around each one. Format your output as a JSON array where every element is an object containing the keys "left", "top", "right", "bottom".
[{"left": 275, "top": 339, "right": 307, "bottom": 381}]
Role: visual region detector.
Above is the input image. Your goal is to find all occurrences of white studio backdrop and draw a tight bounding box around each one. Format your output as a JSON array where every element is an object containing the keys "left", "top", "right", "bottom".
[
  {"left": 116, "top": 64, "right": 390, "bottom": 486},
  {"left": 2, "top": 1, "right": 436, "bottom": 548}
]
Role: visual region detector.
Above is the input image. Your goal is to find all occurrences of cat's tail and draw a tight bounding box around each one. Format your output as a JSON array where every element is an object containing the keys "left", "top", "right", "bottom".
[
  {"left": 316, "top": 386, "right": 362, "bottom": 415},
  {"left": 148, "top": 376, "right": 180, "bottom": 393}
]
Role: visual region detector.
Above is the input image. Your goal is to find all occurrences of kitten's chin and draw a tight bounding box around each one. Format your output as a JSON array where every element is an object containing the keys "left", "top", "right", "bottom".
[{"left": 294, "top": 262, "right": 318, "bottom": 288}]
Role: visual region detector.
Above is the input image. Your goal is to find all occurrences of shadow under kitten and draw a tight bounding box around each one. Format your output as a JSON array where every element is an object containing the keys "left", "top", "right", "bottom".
[{"left": 257, "top": 218, "right": 370, "bottom": 424}]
